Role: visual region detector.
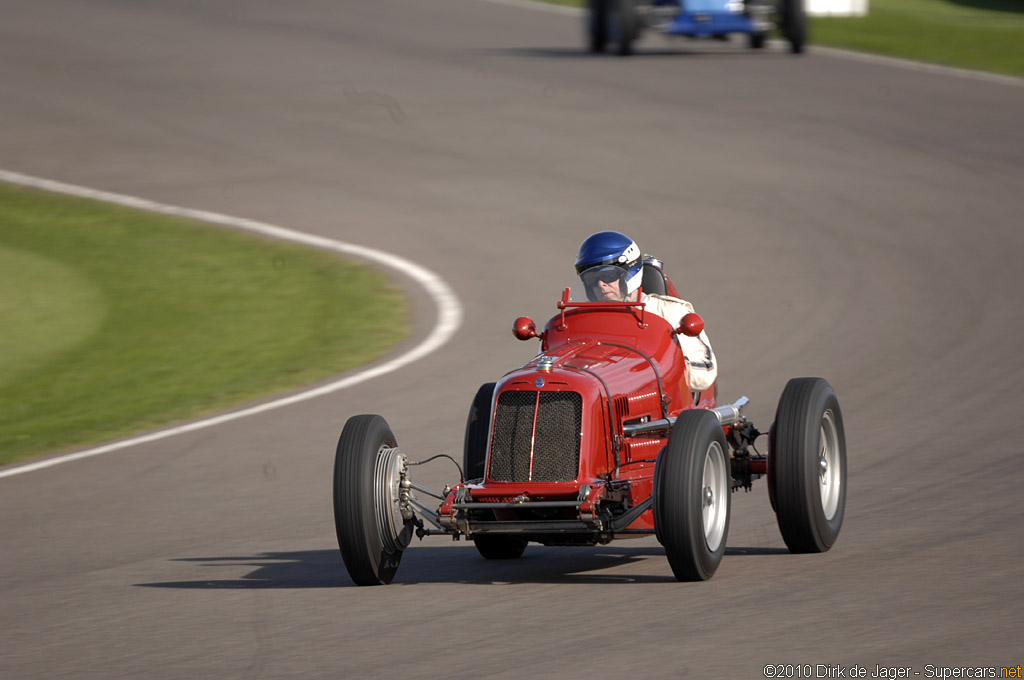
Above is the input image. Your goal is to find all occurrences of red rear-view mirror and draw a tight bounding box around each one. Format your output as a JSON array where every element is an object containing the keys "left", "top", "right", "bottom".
[
  {"left": 512, "top": 316, "right": 538, "bottom": 341},
  {"left": 677, "top": 313, "right": 704, "bottom": 337}
]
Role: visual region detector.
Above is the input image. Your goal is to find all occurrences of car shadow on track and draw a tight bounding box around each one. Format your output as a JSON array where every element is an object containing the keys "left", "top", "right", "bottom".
[
  {"left": 473, "top": 44, "right": 786, "bottom": 59},
  {"left": 134, "top": 545, "right": 788, "bottom": 589}
]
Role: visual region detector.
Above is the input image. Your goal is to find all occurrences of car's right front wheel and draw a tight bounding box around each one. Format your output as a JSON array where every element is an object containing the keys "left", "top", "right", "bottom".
[{"left": 654, "top": 410, "right": 731, "bottom": 581}]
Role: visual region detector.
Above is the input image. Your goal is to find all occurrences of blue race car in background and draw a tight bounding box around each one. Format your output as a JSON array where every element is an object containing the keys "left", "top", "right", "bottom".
[{"left": 586, "top": 0, "right": 806, "bottom": 55}]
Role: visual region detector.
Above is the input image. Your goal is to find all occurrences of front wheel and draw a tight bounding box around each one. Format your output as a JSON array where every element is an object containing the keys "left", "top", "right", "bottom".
[
  {"left": 333, "top": 414, "right": 413, "bottom": 585},
  {"left": 770, "top": 378, "right": 846, "bottom": 552},
  {"left": 654, "top": 410, "right": 731, "bottom": 581}
]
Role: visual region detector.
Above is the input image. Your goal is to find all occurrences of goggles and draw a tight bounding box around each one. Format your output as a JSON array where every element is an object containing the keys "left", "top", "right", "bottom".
[{"left": 579, "top": 265, "right": 628, "bottom": 289}]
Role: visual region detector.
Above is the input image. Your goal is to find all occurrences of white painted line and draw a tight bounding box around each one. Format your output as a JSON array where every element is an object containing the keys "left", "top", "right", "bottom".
[
  {"left": 0, "top": 169, "right": 463, "bottom": 480},
  {"left": 481, "top": 0, "right": 1023, "bottom": 87},
  {"left": 808, "top": 45, "right": 1024, "bottom": 88},
  {"left": 476, "top": 0, "right": 580, "bottom": 15}
]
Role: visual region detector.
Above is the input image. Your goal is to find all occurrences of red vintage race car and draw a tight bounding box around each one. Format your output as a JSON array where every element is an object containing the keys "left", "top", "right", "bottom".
[{"left": 333, "top": 264, "right": 846, "bottom": 585}]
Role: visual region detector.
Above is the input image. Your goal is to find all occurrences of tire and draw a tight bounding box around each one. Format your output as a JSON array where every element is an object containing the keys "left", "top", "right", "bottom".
[
  {"left": 653, "top": 410, "right": 731, "bottom": 581},
  {"left": 586, "top": 0, "right": 608, "bottom": 53},
  {"left": 770, "top": 378, "right": 846, "bottom": 553},
  {"left": 780, "top": 0, "right": 806, "bottom": 54},
  {"left": 610, "top": 0, "right": 638, "bottom": 56},
  {"left": 463, "top": 382, "right": 495, "bottom": 481},
  {"left": 333, "top": 414, "right": 413, "bottom": 585},
  {"left": 473, "top": 535, "right": 528, "bottom": 559},
  {"left": 767, "top": 420, "right": 777, "bottom": 513},
  {"left": 748, "top": 32, "right": 767, "bottom": 49}
]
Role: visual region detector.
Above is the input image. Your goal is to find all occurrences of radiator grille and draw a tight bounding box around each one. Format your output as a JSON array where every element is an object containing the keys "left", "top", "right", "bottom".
[
  {"left": 489, "top": 391, "right": 582, "bottom": 482},
  {"left": 489, "top": 391, "right": 535, "bottom": 482}
]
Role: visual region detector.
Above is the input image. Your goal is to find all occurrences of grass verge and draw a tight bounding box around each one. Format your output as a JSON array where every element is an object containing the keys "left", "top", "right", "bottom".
[
  {"left": 0, "top": 182, "right": 409, "bottom": 466},
  {"left": 812, "top": 0, "right": 1024, "bottom": 77},
  {"left": 550, "top": 0, "right": 1024, "bottom": 77}
]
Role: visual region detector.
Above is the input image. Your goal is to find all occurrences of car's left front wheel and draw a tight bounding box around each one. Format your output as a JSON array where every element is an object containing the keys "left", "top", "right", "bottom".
[
  {"left": 334, "top": 414, "right": 413, "bottom": 585},
  {"left": 654, "top": 410, "right": 731, "bottom": 581}
]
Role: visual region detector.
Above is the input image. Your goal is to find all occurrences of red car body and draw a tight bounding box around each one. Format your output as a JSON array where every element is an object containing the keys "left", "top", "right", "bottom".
[
  {"left": 436, "top": 288, "right": 720, "bottom": 541},
  {"left": 333, "top": 271, "right": 845, "bottom": 585}
]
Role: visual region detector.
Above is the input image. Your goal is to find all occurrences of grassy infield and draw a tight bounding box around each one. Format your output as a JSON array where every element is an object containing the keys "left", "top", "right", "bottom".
[
  {"left": 2, "top": 0, "right": 1018, "bottom": 466},
  {"left": 808, "top": 0, "right": 1024, "bottom": 77},
  {"left": 0, "top": 184, "right": 405, "bottom": 465}
]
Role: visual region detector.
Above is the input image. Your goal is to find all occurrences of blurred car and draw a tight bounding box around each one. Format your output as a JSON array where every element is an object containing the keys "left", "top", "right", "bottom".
[{"left": 586, "top": 0, "right": 807, "bottom": 55}]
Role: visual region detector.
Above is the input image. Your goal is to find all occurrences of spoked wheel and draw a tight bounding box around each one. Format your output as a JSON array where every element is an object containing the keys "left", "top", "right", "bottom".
[
  {"left": 779, "top": 0, "right": 806, "bottom": 54},
  {"left": 473, "top": 535, "right": 528, "bottom": 559},
  {"left": 333, "top": 414, "right": 414, "bottom": 585},
  {"left": 463, "top": 382, "right": 495, "bottom": 481},
  {"left": 654, "top": 410, "right": 731, "bottom": 581},
  {"left": 609, "top": 0, "right": 639, "bottom": 56},
  {"left": 770, "top": 378, "right": 846, "bottom": 553},
  {"left": 586, "top": 0, "right": 609, "bottom": 53}
]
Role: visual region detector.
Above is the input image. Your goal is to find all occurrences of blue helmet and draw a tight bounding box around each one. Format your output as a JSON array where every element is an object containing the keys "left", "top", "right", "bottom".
[{"left": 574, "top": 231, "right": 643, "bottom": 301}]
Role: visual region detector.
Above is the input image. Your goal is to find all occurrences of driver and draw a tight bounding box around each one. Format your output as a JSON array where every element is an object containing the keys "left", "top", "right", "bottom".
[{"left": 575, "top": 230, "right": 717, "bottom": 393}]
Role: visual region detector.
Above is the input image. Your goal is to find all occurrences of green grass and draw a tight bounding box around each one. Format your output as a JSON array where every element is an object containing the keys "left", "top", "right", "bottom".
[
  {"left": 0, "top": 182, "right": 409, "bottom": 465},
  {"left": 812, "top": 0, "right": 1024, "bottom": 77},
  {"left": 554, "top": 0, "right": 1024, "bottom": 77}
]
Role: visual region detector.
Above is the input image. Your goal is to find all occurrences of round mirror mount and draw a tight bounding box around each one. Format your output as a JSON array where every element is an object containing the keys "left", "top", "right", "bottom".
[
  {"left": 677, "top": 313, "right": 704, "bottom": 338},
  {"left": 512, "top": 316, "right": 538, "bottom": 341}
]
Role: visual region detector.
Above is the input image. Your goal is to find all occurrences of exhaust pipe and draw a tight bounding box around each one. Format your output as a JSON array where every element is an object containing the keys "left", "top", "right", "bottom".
[
  {"left": 623, "top": 396, "right": 749, "bottom": 436},
  {"left": 711, "top": 396, "right": 749, "bottom": 427}
]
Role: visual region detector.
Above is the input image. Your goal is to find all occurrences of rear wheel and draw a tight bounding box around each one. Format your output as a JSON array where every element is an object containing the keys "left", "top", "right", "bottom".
[
  {"left": 770, "top": 378, "right": 846, "bottom": 552},
  {"left": 767, "top": 421, "right": 777, "bottom": 513},
  {"left": 333, "top": 415, "right": 413, "bottom": 585},
  {"left": 654, "top": 410, "right": 731, "bottom": 581},
  {"left": 586, "top": 0, "right": 608, "bottom": 53},
  {"left": 463, "top": 382, "right": 495, "bottom": 481},
  {"left": 780, "top": 0, "right": 806, "bottom": 54},
  {"left": 473, "top": 535, "right": 528, "bottom": 559},
  {"left": 610, "top": 0, "right": 639, "bottom": 56}
]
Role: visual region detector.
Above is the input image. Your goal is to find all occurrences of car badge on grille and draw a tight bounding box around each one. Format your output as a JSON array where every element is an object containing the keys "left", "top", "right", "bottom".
[{"left": 534, "top": 377, "right": 546, "bottom": 388}]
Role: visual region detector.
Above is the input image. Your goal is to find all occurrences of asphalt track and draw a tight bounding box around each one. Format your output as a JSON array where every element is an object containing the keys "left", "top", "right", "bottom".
[{"left": 1, "top": 1, "right": 1022, "bottom": 678}]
